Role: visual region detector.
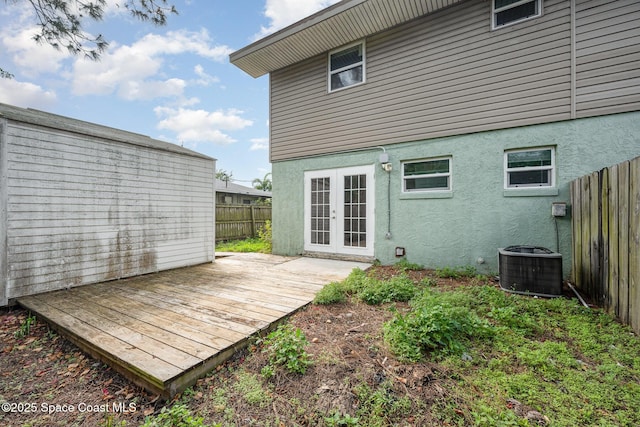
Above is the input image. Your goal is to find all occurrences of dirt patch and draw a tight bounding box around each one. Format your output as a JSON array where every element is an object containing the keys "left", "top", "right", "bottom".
[{"left": 0, "top": 266, "right": 499, "bottom": 426}]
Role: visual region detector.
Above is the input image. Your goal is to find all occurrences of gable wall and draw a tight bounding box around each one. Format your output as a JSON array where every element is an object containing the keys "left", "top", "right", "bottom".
[
  {"left": 270, "top": 0, "right": 640, "bottom": 162},
  {"left": 1, "top": 120, "right": 214, "bottom": 305}
]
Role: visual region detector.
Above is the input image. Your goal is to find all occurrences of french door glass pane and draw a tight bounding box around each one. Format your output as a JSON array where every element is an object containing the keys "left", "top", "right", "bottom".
[
  {"left": 343, "top": 174, "right": 366, "bottom": 248},
  {"left": 310, "top": 177, "right": 331, "bottom": 245}
]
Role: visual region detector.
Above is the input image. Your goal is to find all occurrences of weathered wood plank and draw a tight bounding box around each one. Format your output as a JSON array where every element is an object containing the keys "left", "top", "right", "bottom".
[
  {"left": 618, "top": 161, "right": 630, "bottom": 325},
  {"left": 601, "top": 168, "right": 610, "bottom": 311},
  {"left": 580, "top": 175, "right": 592, "bottom": 292},
  {"left": 71, "top": 287, "right": 230, "bottom": 353},
  {"left": 608, "top": 164, "right": 620, "bottom": 318},
  {"left": 628, "top": 157, "right": 640, "bottom": 334},
  {"left": 150, "top": 282, "right": 290, "bottom": 324},
  {"left": 18, "top": 296, "right": 181, "bottom": 395},
  {"left": 41, "top": 291, "right": 204, "bottom": 371},
  {"left": 571, "top": 179, "right": 582, "bottom": 287},
  {"left": 105, "top": 280, "right": 261, "bottom": 337},
  {"left": 17, "top": 254, "right": 369, "bottom": 398},
  {"left": 589, "top": 171, "right": 601, "bottom": 302}
]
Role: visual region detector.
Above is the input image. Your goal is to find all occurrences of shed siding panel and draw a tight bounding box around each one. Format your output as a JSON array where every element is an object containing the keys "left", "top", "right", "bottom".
[
  {"left": 5, "top": 122, "right": 214, "bottom": 299},
  {"left": 269, "top": 0, "right": 572, "bottom": 161},
  {"left": 575, "top": 0, "right": 640, "bottom": 118}
]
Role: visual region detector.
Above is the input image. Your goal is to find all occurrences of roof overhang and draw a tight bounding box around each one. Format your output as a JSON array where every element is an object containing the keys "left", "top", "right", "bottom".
[{"left": 230, "top": 0, "right": 465, "bottom": 78}]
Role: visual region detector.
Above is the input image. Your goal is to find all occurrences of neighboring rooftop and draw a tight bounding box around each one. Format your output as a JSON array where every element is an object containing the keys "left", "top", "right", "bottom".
[
  {"left": 230, "top": 0, "right": 463, "bottom": 78},
  {"left": 215, "top": 179, "right": 272, "bottom": 198}
]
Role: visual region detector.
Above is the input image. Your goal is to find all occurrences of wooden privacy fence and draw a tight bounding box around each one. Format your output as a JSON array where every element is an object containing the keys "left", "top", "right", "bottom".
[
  {"left": 216, "top": 205, "right": 271, "bottom": 241},
  {"left": 570, "top": 156, "right": 640, "bottom": 334}
]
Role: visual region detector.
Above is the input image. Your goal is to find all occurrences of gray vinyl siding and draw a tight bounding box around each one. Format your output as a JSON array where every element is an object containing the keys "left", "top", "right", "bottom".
[
  {"left": 575, "top": 0, "right": 640, "bottom": 117},
  {"left": 1, "top": 117, "right": 214, "bottom": 304},
  {"left": 269, "top": 0, "right": 640, "bottom": 162}
]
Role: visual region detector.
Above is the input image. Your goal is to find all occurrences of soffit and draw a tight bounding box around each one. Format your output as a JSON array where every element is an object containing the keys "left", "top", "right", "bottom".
[{"left": 230, "top": 0, "right": 464, "bottom": 78}]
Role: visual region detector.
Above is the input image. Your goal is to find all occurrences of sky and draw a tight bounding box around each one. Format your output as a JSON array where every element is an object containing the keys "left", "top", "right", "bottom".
[{"left": 0, "top": 0, "right": 341, "bottom": 184}]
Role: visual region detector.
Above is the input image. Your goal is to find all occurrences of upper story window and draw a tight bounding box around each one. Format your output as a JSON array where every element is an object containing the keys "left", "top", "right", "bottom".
[
  {"left": 493, "top": 0, "right": 542, "bottom": 29},
  {"left": 402, "top": 157, "right": 452, "bottom": 192},
  {"left": 504, "top": 147, "right": 555, "bottom": 188},
  {"left": 329, "top": 41, "right": 365, "bottom": 92}
]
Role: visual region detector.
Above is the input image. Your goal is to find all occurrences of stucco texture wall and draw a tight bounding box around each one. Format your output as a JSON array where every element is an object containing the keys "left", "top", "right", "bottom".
[{"left": 272, "top": 112, "right": 640, "bottom": 277}]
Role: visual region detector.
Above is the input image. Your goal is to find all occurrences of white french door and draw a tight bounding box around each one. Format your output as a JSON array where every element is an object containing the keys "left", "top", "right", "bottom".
[{"left": 304, "top": 165, "right": 374, "bottom": 257}]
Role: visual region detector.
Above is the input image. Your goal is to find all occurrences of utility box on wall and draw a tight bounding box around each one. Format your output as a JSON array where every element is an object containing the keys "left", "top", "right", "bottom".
[{"left": 0, "top": 103, "right": 216, "bottom": 306}]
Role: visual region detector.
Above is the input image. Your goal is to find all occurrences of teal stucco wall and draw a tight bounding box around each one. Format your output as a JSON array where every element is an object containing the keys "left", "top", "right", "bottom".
[{"left": 271, "top": 112, "right": 640, "bottom": 277}]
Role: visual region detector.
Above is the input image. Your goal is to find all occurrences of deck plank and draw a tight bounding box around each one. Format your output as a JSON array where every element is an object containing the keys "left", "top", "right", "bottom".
[
  {"left": 17, "top": 297, "right": 182, "bottom": 394},
  {"left": 41, "top": 291, "right": 204, "bottom": 370},
  {"left": 71, "top": 287, "right": 229, "bottom": 353},
  {"left": 17, "top": 254, "right": 370, "bottom": 398}
]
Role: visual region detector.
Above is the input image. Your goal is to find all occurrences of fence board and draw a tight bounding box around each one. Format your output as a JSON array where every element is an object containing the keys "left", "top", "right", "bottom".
[
  {"left": 618, "top": 161, "right": 630, "bottom": 325},
  {"left": 215, "top": 205, "right": 271, "bottom": 241},
  {"left": 571, "top": 180, "right": 583, "bottom": 288},
  {"left": 629, "top": 157, "right": 640, "bottom": 334},
  {"left": 601, "top": 168, "right": 610, "bottom": 311},
  {"left": 571, "top": 157, "right": 638, "bottom": 333},
  {"left": 589, "top": 171, "right": 601, "bottom": 303},
  {"left": 608, "top": 164, "right": 619, "bottom": 318},
  {"left": 581, "top": 175, "right": 592, "bottom": 294}
]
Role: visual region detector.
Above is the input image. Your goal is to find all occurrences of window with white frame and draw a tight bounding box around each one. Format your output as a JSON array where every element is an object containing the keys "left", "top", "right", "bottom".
[
  {"left": 402, "top": 157, "right": 452, "bottom": 192},
  {"left": 504, "top": 147, "right": 555, "bottom": 188},
  {"left": 329, "top": 42, "right": 365, "bottom": 92},
  {"left": 493, "top": 0, "right": 541, "bottom": 29}
]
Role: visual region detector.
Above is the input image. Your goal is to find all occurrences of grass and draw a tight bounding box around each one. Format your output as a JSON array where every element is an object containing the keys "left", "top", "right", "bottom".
[
  {"left": 215, "top": 237, "right": 268, "bottom": 253},
  {"left": 311, "top": 268, "right": 640, "bottom": 426},
  {"left": 216, "top": 221, "right": 272, "bottom": 253},
  {"left": 430, "top": 284, "right": 640, "bottom": 426},
  {"left": 113, "top": 265, "right": 640, "bottom": 426}
]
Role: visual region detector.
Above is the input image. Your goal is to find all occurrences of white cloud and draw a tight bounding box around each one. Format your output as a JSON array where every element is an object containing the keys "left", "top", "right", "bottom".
[
  {"left": 71, "top": 30, "right": 232, "bottom": 100},
  {"left": 250, "top": 138, "right": 269, "bottom": 151},
  {"left": 0, "top": 78, "right": 57, "bottom": 108},
  {"left": 193, "top": 65, "right": 220, "bottom": 86},
  {"left": 257, "top": 0, "right": 341, "bottom": 38},
  {"left": 154, "top": 107, "right": 253, "bottom": 145},
  {"left": 0, "top": 3, "right": 70, "bottom": 77},
  {"left": 119, "top": 78, "right": 187, "bottom": 100}
]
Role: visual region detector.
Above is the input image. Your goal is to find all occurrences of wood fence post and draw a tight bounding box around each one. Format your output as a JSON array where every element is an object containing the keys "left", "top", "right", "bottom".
[{"left": 250, "top": 205, "right": 256, "bottom": 238}]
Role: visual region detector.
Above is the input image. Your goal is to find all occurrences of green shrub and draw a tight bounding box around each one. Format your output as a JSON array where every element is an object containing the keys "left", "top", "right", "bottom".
[
  {"left": 341, "top": 268, "right": 369, "bottom": 294},
  {"left": 324, "top": 411, "right": 359, "bottom": 426},
  {"left": 260, "top": 323, "right": 312, "bottom": 375},
  {"left": 434, "top": 265, "right": 477, "bottom": 279},
  {"left": 394, "top": 258, "right": 424, "bottom": 271},
  {"left": 314, "top": 281, "right": 347, "bottom": 304},
  {"left": 358, "top": 274, "right": 417, "bottom": 305},
  {"left": 257, "top": 220, "right": 272, "bottom": 253},
  {"left": 141, "top": 403, "right": 210, "bottom": 427},
  {"left": 383, "top": 290, "right": 493, "bottom": 361}
]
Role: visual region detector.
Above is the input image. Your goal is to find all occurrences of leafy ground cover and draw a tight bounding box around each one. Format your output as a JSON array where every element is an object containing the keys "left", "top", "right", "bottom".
[
  {"left": 1, "top": 262, "right": 639, "bottom": 426},
  {"left": 215, "top": 238, "right": 268, "bottom": 253}
]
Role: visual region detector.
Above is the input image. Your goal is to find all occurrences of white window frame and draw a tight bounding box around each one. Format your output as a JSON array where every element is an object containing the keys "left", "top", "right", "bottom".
[
  {"left": 492, "top": 0, "right": 542, "bottom": 30},
  {"left": 402, "top": 157, "right": 452, "bottom": 193},
  {"left": 328, "top": 41, "right": 366, "bottom": 93},
  {"left": 504, "top": 147, "right": 555, "bottom": 189}
]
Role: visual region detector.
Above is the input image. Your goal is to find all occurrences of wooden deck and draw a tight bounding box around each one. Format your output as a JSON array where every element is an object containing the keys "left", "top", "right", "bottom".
[{"left": 17, "top": 253, "right": 369, "bottom": 398}]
